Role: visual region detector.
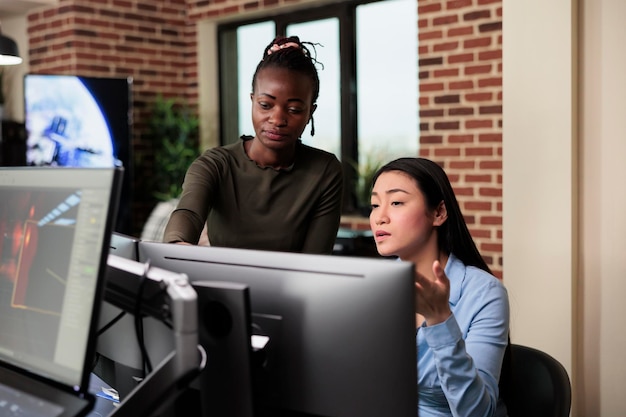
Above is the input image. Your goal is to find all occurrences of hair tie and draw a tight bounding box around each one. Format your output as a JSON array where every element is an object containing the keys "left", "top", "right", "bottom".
[{"left": 267, "top": 41, "right": 300, "bottom": 55}]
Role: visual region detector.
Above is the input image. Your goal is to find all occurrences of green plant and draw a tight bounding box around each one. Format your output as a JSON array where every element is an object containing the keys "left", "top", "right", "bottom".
[
  {"left": 350, "top": 153, "right": 385, "bottom": 212},
  {"left": 147, "top": 95, "right": 200, "bottom": 201}
]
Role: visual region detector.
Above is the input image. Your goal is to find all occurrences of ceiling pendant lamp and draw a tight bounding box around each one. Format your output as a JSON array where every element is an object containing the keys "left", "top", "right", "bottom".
[{"left": 0, "top": 26, "right": 22, "bottom": 66}]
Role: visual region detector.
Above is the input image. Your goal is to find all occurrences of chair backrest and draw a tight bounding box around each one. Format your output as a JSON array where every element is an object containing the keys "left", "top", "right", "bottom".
[{"left": 505, "top": 344, "right": 572, "bottom": 417}]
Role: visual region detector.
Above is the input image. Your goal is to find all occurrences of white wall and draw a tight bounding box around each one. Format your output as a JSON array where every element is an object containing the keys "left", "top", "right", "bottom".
[
  {"left": 504, "top": 0, "right": 626, "bottom": 416},
  {"left": 579, "top": 1, "right": 626, "bottom": 416},
  {"left": 502, "top": 0, "right": 575, "bottom": 368}
]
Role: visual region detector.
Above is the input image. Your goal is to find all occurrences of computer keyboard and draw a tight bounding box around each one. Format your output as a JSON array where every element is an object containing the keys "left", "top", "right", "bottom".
[{"left": 0, "top": 382, "right": 64, "bottom": 417}]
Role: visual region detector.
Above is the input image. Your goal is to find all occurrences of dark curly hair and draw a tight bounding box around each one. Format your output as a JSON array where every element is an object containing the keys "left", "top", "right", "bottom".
[{"left": 250, "top": 36, "right": 322, "bottom": 136}]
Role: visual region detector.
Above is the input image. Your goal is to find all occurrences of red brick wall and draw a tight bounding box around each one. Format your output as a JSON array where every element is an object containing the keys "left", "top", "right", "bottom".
[
  {"left": 417, "top": 0, "right": 503, "bottom": 277},
  {"left": 28, "top": 0, "right": 196, "bottom": 101},
  {"left": 27, "top": 0, "right": 198, "bottom": 235},
  {"left": 26, "top": 0, "right": 503, "bottom": 276}
]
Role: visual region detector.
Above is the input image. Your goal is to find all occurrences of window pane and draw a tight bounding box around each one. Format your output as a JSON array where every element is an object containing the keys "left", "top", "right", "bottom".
[
  {"left": 287, "top": 19, "right": 341, "bottom": 157},
  {"left": 356, "top": 0, "right": 418, "bottom": 164},
  {"left": 237, "top": 22, "right": 276, "bottom": 138}
]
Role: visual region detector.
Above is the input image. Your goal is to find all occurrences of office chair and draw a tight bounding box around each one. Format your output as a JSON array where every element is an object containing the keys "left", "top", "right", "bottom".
[{"left": 504, "top": 344, "right": 572, "bottom": 417}]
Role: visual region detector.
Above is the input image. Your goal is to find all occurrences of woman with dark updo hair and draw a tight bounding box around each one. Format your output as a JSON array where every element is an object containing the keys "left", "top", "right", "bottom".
[{"left": 163, "top": 36, "right": 343, "bottom": 254}]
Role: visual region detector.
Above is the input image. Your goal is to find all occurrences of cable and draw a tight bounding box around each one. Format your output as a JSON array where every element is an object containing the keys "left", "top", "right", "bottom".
[
  {"left": 131, "top": 259, "right": 174, "bottom": 377},
  {"left": 97, "top": 310, "right": 127, "bottom": 336}
]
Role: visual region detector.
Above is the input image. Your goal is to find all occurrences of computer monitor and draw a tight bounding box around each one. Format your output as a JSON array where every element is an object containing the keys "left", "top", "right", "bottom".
[
  {"left": 109, "top": 232, "right": 139, "bottom": 261},
  {"left": 23, "top": 74, "right": 134, "bottom": 234},
  {"left": 0, "top": 166, "right": 122, "bottom": 403},
  {"left": 137, "top": 241, "right": 417, "bottom": 417},
  {"left": 95, "top": 232, "right": 172, "bottom": 400},
  {"left": 100, "top": 254, "right": 254, "bottom": 417},
  {"left": 102, "top": 254, "right": 204, "bottom": 417}
]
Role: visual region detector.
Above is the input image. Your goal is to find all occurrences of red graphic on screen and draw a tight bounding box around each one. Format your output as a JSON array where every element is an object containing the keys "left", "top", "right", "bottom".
[{"left": 0, "top": 189, "right": 78, "bottom": 315}]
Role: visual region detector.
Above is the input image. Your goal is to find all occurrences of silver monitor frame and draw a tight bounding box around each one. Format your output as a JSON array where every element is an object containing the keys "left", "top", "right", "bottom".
[{"left": 137, "top": 242, "right": 417, "bottom": 417}]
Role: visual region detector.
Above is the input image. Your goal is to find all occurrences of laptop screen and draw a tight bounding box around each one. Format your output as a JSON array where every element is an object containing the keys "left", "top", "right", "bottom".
[{"left": 0, "top": 167, "right": 121, "bottom": 392}]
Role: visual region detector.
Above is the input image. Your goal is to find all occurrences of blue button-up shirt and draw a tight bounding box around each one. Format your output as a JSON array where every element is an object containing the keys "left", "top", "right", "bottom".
[{"left": 417, "top": 253, "right": 509, "bottom": 417}]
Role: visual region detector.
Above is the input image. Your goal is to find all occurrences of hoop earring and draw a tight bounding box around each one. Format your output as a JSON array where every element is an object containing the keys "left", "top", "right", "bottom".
[{"left": 310, "top": 116, "right": 315, "bottom": 136}]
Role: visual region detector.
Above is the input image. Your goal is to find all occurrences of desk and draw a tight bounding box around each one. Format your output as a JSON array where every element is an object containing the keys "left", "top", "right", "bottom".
[
  {"left": 333, "top": 228, "right": 379, "bottom": 257},
  {"left": 87, "top": 373, "right": 118, "bottom": 417}
]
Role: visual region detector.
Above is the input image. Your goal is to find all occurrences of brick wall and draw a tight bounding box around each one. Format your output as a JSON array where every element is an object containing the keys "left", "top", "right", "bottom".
[
  {"left": 27, "top": 0, "right": 503, "bottom": 276},
  {"left": 28, "top": 0, "right": 197, "bottom": 101},
  {"left": 417, "top": 0, "right": 503, "bottom": 277},
  {"left": 27, "top": 0, "right": 198, "bottom": 235}
]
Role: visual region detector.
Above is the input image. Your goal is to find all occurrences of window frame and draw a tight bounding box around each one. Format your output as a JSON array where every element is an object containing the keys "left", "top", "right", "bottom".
[{"left": 217, "top": 0, "right": 392, "bottom": 214}]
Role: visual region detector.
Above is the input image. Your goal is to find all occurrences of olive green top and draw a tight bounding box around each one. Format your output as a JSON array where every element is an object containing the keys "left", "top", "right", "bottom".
[{"left": 163, "top": 137, "right": 343, "bottom": 254}]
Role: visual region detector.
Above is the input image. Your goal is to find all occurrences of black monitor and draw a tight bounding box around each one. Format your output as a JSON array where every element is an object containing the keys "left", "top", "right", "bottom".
[
  {"left": 137, "top": 241, "right": 417, "bottom": 417},
  {"left": 0, "top": 166, "right": 122, "bottom": 416},
  {"left": 23, "top": 74, "right": 134, "bottom": 234}
]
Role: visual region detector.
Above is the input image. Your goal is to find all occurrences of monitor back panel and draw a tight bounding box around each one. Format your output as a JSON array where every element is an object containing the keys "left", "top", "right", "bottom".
[{"left": 137, "top": 242, "right": 417, "bottom": 417}]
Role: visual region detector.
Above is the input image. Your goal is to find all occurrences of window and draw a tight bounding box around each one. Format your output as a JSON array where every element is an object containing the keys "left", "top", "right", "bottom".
[{"left": 219, "top": 0, "right": 418, "bottom": 213}]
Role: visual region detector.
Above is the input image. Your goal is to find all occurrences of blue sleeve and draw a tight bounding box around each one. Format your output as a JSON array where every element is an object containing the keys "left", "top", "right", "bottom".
[{"left": 421, "top": 281, "right": 509, "bottom": 417}]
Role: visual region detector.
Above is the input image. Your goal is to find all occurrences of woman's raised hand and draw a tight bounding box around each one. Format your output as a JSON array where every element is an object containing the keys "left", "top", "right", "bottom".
[{"left": 414, "top": 260, "right": 452, "bottom": 326}]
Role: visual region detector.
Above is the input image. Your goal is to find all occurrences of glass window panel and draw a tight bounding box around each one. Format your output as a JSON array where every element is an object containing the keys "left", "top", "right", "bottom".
[
  {"left": 287, "top": 19, "right": 341, "bottom": 157},
  {"left": 356, "top": 0, "right": 419, "bottom": 164},
  {"left": 237, "top": 22, "right": 276, "bottom": 138}
]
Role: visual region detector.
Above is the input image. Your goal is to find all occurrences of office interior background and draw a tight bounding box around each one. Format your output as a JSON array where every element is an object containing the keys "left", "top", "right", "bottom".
[{"left": 0, "top": 0, "right": 624, "bottom": 415}]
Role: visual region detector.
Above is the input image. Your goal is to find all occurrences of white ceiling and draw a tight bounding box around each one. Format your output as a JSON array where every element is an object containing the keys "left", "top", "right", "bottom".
[{"left": 0, "top": 0, "right": 57, "bottom": 17}]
